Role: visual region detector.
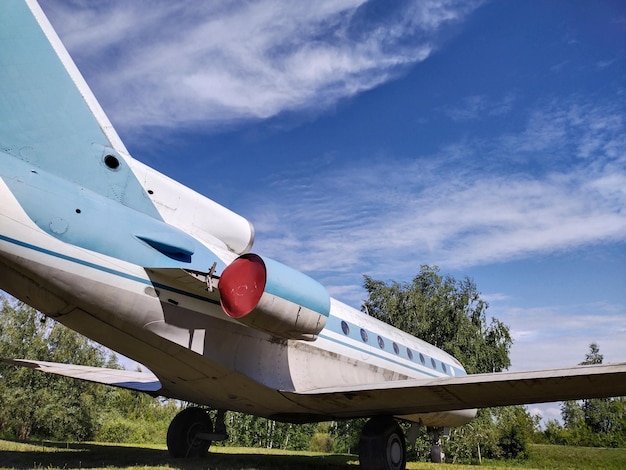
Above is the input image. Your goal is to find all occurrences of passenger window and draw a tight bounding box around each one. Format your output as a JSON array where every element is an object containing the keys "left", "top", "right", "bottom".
[{"left": 360, "top": 328, "right": 368, "bottom": 342}]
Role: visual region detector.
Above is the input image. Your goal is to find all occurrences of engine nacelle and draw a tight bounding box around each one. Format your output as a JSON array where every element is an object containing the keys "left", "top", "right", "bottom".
[{"left": 218, "top": 253, "right": 330, "bottom": 340}]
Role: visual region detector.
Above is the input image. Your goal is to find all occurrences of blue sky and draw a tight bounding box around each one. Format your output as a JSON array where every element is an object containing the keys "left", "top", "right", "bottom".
[{"left": 42, "top": 1, "right": 625, "bottom": 421}]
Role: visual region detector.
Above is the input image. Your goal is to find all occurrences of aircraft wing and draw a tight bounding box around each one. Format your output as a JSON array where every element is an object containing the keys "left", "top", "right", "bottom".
[
  {"left": 2, "top": 359, "right": 162, "bottom": 393},
  {"left": 281, "top": 363, "right": 626, "bottom": 418}
]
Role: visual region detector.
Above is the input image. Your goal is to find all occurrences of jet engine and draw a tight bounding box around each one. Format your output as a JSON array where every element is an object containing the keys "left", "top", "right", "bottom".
[{"left": 218, "top": 254, "right": 330, "bottom": 340}]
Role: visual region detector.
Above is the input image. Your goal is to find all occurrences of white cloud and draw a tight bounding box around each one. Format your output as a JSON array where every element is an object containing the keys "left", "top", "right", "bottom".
[
  {"left": 249, "top": 98, "right": 626, "bottom": 296},
  {"left": 442, "top": 93, "right": 517, "bottom": 121},
  {"left": 43, "top": 0, "right": 481, "bottom": 130},
  {"left": 498, "top": 303, "right": 626, "bottom": 370}
]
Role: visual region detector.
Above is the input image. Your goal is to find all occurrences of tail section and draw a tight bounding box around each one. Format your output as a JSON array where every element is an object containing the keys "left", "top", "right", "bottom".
[
  {"left": 0, "top": 0, "right": 158, "bottom": 217},
  {"left": 0, "top": 1, "right": 255, "bottom": 260}
]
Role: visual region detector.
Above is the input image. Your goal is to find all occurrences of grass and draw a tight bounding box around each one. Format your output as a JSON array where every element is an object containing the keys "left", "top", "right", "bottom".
[
  {"left": 2, "top": 440, "right": 355, "bottom": 469},
  {"left": 482, "top": 444, "right": 626, "bottom": 470},
  {"left": 1, "top": 440, "right": 625, "bottom": 469}
]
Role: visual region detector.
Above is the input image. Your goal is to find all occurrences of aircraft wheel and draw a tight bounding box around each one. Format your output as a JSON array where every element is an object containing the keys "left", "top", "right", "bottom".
[
  {"left": 167, "top": 407, "right": 213, "bottom": 458},
  {"left": 358, "top": 416, "right": 406, "bottom": 470},
  {"left": 430, "top": 444, "right": 443, "bottom": 463}
]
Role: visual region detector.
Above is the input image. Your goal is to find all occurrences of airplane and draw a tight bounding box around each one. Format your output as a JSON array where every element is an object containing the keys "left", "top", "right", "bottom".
[{"left": 0, "top": 1, "right": 625, "bottom": 469}]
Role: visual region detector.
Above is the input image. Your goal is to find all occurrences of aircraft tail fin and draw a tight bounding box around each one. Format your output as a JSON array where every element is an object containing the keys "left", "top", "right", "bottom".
[{"left": 0, "top": 0, "right": 159, "bottom": 217}]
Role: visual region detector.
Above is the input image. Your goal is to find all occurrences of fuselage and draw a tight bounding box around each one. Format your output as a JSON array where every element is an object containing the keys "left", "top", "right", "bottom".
[
  {"left": 0, "top": 148, "right": 471, "bottom": 426},
  {"left": 0, "top": 0, "right": 474, "bottom": 429}
]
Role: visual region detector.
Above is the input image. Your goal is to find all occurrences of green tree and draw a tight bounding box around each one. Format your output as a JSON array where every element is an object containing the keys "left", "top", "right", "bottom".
[
  {"left": 329, "top": 418, "right": 367, "bottom": 454},
  {"left": 363, "top": 265, "right": 512, "bottom": 374},
  {"left": 94, "top": 388, "right": 180, "bottom": 444},
  {"left": 493, "top": 406, "right": 538, "bottom": 459},
  {"left": 330, "top": 266, "right": 519, "bottom": 462},
  {"left": 542, "top": 419, "right": 567, "bottom": 445},
  {"left": 0, "top": 296, "right": 112, "bottom": 440},
  {"left": 582, "top": 342, "right": 603, "bottom": 365},
  {"left": 224, "top": 412, "right": 318, "bottom": 450},
  {"left": 552, "top": 343, "right": 625, "bottom": 448},
  {"left": 445, "top": 406, "right": 539, "bottom": 463},
  {"left": 0, "top": 295, "right": 180, "bottom": 444}
]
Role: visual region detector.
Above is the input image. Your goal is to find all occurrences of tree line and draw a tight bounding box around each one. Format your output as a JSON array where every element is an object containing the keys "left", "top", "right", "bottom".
[
  {"left": 541, "top": 342, "right": 625, "bottom": 448},
  {"left": 1, "top": 266, "right": 623, "bottom": 463}
]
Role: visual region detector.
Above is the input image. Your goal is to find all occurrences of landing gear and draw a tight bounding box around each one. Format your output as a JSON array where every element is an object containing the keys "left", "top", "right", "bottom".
[
  {"left": 427, "top": 426, "right": 445, "bottom": 463},
  {"left": 167, "top": 407, "right": 212, "bottom": 457},
  {"left": 359, "top": 416, "right": 407, "bottom": 470},
  {"left": 166, "top": 407, "right": 229, "bottom": 458}
]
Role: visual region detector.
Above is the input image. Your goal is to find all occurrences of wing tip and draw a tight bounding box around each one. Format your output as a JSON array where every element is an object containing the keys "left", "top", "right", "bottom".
[{"left": 2, "top": 358, "right": 162, "bottom": 393}]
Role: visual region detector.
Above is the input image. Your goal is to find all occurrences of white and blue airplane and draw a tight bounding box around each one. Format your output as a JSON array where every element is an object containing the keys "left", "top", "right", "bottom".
[{"left": 1, "top": 1, "right": 625, "bottom": 469}]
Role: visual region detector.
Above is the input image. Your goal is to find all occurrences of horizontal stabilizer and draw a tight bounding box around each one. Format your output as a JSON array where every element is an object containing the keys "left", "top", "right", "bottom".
[
  {"left": 2, "top": 358, "right": 161, "bottom": 393},
  {"left": 282, "top": 362, "right": 626, "bottom": 418}
]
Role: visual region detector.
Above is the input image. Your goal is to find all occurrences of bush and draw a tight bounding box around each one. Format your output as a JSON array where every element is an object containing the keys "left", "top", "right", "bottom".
[
  {"left": 94, "top": 409, "right": 172, "bottom": 444},
  {"left": 96, "top": 416, "right": 139, "bottom": 443},
  {"left": 309, "top": 432, "right": 333, "bottom": 452}
]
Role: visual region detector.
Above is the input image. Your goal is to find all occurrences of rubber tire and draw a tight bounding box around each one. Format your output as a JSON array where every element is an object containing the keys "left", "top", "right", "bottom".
[
  {"left": 430, "top": 444, "right": 443, "bottom": 463},
  {"left": 358, "top": 417, "right": 407, "bottom": 470},
  {"left": 167, "top": 407, "right": 213, "bottom": 458}
]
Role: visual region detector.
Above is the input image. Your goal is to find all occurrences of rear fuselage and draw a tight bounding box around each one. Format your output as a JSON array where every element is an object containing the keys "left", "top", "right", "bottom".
[{"left": 0, "top": 150, "right": 471, "bottom": 426}]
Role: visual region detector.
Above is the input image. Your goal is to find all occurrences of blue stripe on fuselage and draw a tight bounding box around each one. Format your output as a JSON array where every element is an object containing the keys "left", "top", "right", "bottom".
[
  {"left": 0, "top": 233, "right": 221, "bottom": 306},
  {"left": 0, "top": 156, "right": 224, "bottom": 272},
  {"left": 0, "top": 230, "right": 463, "bottom": 380}
]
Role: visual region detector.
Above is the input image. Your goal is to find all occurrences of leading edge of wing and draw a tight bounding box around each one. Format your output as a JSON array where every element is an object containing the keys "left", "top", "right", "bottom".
[
  {"left": 2, "top": 358, "right": 161, "bottom": 393},
  {"left": 281, "top": 363, "right": 626, "bottom": 418}
]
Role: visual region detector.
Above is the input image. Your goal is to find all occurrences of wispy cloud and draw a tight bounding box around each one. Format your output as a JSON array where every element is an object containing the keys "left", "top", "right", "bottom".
[
  {"left": 43, "top": 0, "right": 482, "bottom": 131},
  {"left": 497, "top": 302, "right": 626, "bottom": 371},
  {"left": 249, "top": 98, "right": 626, "bottom": 296},
  {"left": 442, "top": 93, "right": 517, "bottom": 121}
]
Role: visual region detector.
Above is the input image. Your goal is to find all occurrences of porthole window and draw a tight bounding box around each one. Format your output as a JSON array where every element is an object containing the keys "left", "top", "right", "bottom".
[
  {"left": 407, "top": 348, "right": 413, "bottom": 360},
  {"left": 431, "top": 358, "right": 437, "bottom": 369},
  {"left": 341, "top": 321, "right": 350, "bottom": 335},
  {"left": 377, "top": 336, "right": 385, "bottom": 349},
  {"left": 393, "top": 342, "right": 399, "bottom": 355},
  {"left": 104, "top": 154, "right": 120, "bottom": 170},
  {"left": 360, "top": 328, "right": 368, "bottom": 342},
  {"left": 419, "top": 353, "right": 425, "bottom": 365}
]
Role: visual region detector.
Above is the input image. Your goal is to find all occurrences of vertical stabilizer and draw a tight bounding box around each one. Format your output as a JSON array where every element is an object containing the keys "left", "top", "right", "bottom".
[
  {"left": 0, "top": 0, "right": 159, "bottom": 217},
  {"left": 23, "top": 0, "right": 129, "bottom": 155}
]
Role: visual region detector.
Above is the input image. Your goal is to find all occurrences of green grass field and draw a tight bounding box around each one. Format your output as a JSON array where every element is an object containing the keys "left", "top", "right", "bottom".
[{"left": 1, "top": 440, "right": 625, "bottom": 469}]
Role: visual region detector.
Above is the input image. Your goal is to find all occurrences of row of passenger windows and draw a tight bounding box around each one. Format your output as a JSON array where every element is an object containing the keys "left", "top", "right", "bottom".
[{"left": 340, "top": 320, "right": 451, "bottom": 374}]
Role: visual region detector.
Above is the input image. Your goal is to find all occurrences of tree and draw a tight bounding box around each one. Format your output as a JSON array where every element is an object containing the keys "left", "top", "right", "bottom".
[
  {"left": 363, "top": 265, "right": 512, "bottom": 374},
  {"left": 0, "top": 295, "right": 180, "bottom": 444},
  {"left": 0, "top": 297, "right": 114, "bottom": 440},
  {"left": 447, "top": 406, "right": 539, "bottom": 463},
  {"left": 493, "top": 406, "right": 538, "bottom": 459},
  {"left": 330, "top": 266, "right": 520, "bottom": 462},
  {"left": 582, "top": 342, "right": 603, "bottom": 366},
  {"left": 552, "top": 343, "right": 625, "bottom": 448},
  {"left": 224, "top": 412, "right": 318, "bottom": 450}
]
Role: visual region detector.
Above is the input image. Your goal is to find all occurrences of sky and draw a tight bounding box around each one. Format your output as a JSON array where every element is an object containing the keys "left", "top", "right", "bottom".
[{"left": 40, "top": 1, "right": 625, "bottom": 423}]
